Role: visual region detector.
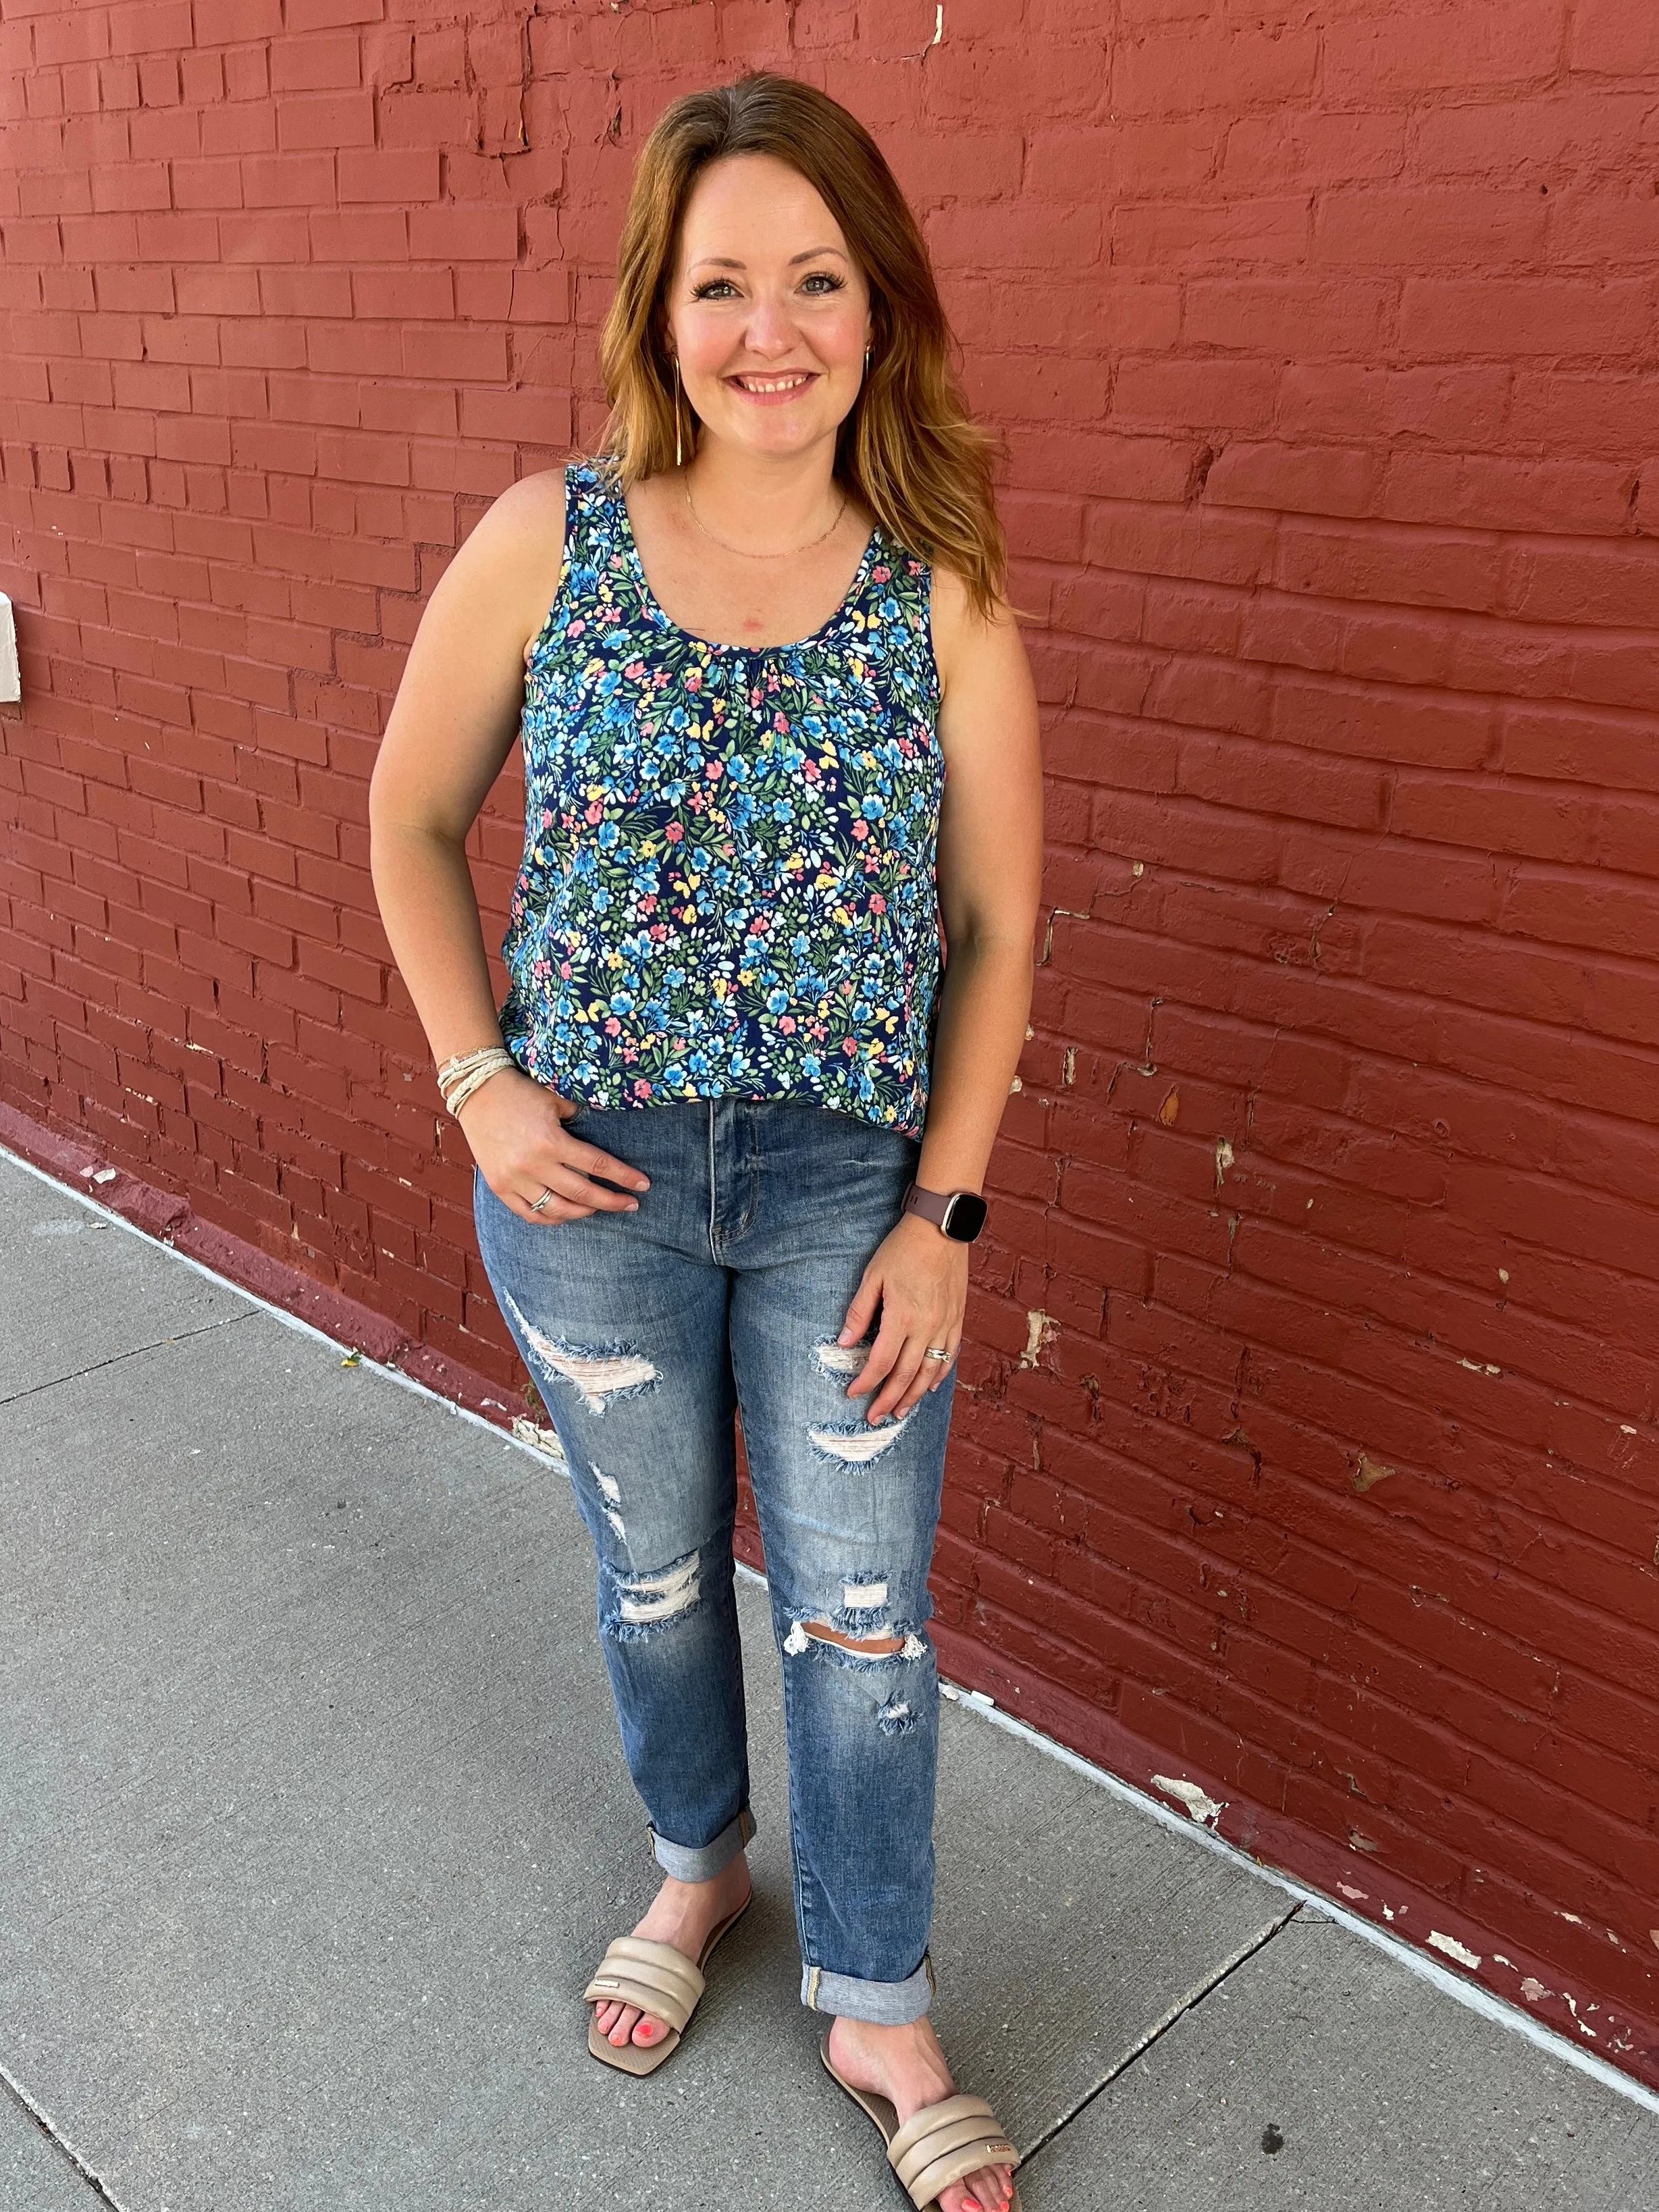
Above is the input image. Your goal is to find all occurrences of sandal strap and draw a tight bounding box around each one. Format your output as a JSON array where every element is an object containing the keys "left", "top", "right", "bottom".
[
  {"left": 582, "top": 1936, "right": 706, "bottom": 2034},
  {"left": 889, "top": 2094, "right": 1018, "bottom": 2209}
]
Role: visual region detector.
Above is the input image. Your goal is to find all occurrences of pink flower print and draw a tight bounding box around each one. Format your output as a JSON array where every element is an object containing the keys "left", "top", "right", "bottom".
[
  {"left": 622, "top": 1042, "right": 637, "bottom": 1062},
  {"left": 665, "top": 822, "right": 684, "bottom": 842},
  {"left": 842, "top": 1037, "right": 858, "bottom": 1055},
  {"left": 870, "top": 894, "right": 887, "bottom": 914},
  {"left": 567, "top": 618, "right": 585, "bottom": 637},
  {"left": 540, "top": 808, "right": 554, "bottom": 829},
  {"left": 872, "top": 566, "right": 891, "bottom": 583},
  {"left": 559, "top": 962, "right": 573, "bottom": 980},
  {"left": 772, "top": 712, "right": 789, "bottom": 734},
  {"left": 685, "top": 669, "right": 703, "bottom": 692},
  {"left": 803, "top": 760, "right": 821, "bottom": 781},
  {"left": 623, "top": 660, "right": 646, "bottom": 679},
  {"left": 705, "top": 759, "right": 722, "bottom": 779},
  {"left": 634, "top": 1078, "right": 653, "bottom": 1099},
  {"left": 851, "top": 818, "right": 869, "bottom": 840},
  {"left": 604, "top": 1017, "right": 622, "bottom": 1036},
  {"left": 585, "top": 802, "right": 604, "bottom": 824},
  {"left": 649, "top": 923, "right": 668, "bottom": 941},
  {"left": 779, "top": 1015, "right": 796, "bottom": 1034},
  {"left": 641, "top": 894, "right": 658, "bottom": 913}
]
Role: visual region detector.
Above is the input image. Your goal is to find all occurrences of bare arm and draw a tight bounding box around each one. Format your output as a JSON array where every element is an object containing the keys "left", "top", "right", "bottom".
[
  {"left": 918, "top": 573, "right": 1045, "bottom": 1201},
  {"left": 839, "top": 569, "right": 1044, "bottom": 1421},
  {"left": 369, "top": 468, "right": 651, "bottom": 1223}
]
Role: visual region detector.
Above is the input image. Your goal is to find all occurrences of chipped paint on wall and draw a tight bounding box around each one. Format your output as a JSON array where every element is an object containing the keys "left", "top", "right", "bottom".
[{"left": 1153, "top": 1774, "right": 1226, "bottom": 1831}]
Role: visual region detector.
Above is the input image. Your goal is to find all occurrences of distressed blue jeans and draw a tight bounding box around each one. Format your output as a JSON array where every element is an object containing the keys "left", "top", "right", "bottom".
[{"left": 473, "top": 1097, "right": 956, "bottom": 2026}]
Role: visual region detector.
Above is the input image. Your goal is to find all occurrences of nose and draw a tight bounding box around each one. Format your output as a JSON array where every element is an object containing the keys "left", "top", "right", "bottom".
[{"left": 738, "top": 290, "right": 797, "bottom": 361}]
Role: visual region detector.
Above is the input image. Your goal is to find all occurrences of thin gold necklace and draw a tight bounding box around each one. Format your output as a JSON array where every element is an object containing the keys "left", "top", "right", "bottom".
[{"left": 683, "top": 474, "right": 848, "bottom": 560}]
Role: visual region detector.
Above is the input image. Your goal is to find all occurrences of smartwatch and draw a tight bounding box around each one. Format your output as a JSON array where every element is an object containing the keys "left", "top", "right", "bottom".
[{"left": 901, "top": 1181, "right": 989, "bottom": 1244}]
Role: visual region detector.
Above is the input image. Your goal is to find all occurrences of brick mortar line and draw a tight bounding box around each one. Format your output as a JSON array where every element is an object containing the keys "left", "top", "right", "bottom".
[
  {"left": 945, "top": 1587, "right": 1659, "bottom": 1907},
  {"left": 973, "top": 1389, "right": 1659, "bottom": 1647}
]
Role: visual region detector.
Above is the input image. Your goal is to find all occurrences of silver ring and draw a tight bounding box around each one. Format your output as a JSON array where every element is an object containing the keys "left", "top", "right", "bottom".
[
  {"left": 527, "top": 1186, "right": 554, "bottom": 1214},
  {"left": 924, "top": 1346, "right": 951, "bottom": 1361}
]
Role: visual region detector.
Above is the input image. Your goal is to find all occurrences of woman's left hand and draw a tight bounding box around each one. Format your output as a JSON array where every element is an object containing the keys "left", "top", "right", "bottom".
[{"left": 837, "top": 1214, "right": 970, "bottom": 1423}]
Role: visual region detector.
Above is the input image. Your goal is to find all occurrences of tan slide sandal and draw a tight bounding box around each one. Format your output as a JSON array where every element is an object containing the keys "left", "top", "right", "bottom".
[
  {"left": 821, "top": 2031, "right": 1023, "bottom": 2209},
  {"left": 583, "top": 1893, "right": 752, "bottom": 2076}
]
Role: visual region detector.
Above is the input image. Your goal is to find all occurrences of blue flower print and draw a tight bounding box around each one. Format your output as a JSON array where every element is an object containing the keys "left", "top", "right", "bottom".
[{"left": 500, "top": 463, "right": 944, "bottom": 1136}]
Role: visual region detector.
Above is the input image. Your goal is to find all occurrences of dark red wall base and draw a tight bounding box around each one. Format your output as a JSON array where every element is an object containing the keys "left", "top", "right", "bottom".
[
  {"left": 1, "top": 1100, "right": 515, "bottom": 1426},
  {"left": 7, "top": 1099, "right": 1654, "bottom": 2095}
]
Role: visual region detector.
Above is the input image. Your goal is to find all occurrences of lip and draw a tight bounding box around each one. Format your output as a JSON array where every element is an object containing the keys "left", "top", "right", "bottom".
[{"left": 724, "top": 369, "right": 820, "bottom": 407}]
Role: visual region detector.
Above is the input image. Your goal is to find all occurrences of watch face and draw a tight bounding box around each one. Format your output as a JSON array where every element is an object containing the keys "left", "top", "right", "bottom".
[{"left": 943, "top": 1191, "right": 989, "bottom": 1242}]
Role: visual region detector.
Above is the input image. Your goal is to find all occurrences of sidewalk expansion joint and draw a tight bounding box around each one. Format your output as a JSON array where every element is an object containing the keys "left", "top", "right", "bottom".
[
  {"left": 0, "top": 2059, "right": 131, "bottom": 2210},
  {"left": 1018, "top": 1899, "right": 1305, "bottom": 2172},
  {"left": 0, "top": 1309, "right": 257, "bottom": 1410}
]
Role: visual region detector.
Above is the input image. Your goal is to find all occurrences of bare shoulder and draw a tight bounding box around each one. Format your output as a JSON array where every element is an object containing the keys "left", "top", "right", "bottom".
[
  {"left": 928, "top": 560, "right": 1034, "bottom": 714},
  {"left": 438, "top": 465, "right": 569, "bottom": 660}
]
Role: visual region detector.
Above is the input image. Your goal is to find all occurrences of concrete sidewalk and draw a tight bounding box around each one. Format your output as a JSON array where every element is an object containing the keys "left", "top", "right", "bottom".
[{"left": 2, "top": 1144, "right": 1656, "bottom": 2212}]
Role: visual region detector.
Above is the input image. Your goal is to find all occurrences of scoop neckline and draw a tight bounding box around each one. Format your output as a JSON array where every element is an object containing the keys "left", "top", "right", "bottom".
[{"left": 609, "top": 469, "right": 880, "bottom": 658}]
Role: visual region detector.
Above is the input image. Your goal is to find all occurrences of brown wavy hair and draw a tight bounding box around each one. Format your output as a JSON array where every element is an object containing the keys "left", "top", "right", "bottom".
[{"left": 596, "top": 73, "right": 1007, "bottom": 618}]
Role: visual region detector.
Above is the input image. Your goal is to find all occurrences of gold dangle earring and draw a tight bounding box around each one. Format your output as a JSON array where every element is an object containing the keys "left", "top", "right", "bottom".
[{"left": 673, "top": 357, "right": 684, "bottom": 470}]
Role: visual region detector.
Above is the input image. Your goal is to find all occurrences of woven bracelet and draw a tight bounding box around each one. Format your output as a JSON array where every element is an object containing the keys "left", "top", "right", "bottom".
[
  {"left": 438, "top": 1047, "right": 515, "bottom": 1119},
  {"left": 437, "top": 1042, "right": 510, "bottom": 1094}
]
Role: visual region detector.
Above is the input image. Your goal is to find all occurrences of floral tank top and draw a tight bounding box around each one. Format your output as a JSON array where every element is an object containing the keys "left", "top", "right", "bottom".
[{"left": 498, "top": 462, "right": 945, "bottom": 1138}]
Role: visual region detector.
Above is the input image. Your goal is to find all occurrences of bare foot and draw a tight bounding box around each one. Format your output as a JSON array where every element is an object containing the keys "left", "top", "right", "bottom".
[
  {"left": 827, "top": 2013, "right": 1014, "bottom": 2212},
  {"left": 591, "top": 1854, "right": 752, "bottom": 2051}
]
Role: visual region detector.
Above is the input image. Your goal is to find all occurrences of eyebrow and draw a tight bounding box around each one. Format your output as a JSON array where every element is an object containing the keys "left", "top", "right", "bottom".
[{"left": 687, "top": 247, "right": 849, "bottom": 271}]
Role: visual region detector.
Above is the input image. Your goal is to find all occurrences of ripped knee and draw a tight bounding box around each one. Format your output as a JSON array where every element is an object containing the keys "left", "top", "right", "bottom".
[
  {"left": 786, "top": 1619, "right": 908, "bottom": 1658},
  {"left": 782, "top": 1591, "right": 928, "bottom": 1664},
  {"left": 604, "top": 1550, "right": 702, "bottom": 1640}
]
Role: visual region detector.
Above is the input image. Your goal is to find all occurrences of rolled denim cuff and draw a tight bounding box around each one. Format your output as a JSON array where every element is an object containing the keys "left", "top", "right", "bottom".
[
  {"left": 649, "top": 1803, "right": 755, "bottom": 1882},
  {"left": 801, "top": 1953, "right": 935, "bottom": 2026}
]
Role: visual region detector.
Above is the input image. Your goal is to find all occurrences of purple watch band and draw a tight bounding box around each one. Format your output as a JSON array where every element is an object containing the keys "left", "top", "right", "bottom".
[{"left": 901, "top": 1181, "right": 989, "bottom": 1243}]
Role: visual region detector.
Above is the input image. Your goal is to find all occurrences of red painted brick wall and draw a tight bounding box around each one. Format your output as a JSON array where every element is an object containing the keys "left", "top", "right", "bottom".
[{"left": 3, "top": 0, "right": 1658, "bottom": 2084}]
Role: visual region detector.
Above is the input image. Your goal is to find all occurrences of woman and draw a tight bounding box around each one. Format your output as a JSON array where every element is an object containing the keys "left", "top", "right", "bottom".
[{"left": 370, "top": 74, "right": 1042, "bottom": 2212}]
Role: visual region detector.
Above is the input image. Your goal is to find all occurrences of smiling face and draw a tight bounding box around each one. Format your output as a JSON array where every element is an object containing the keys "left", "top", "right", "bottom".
[{"left": 664, "top": 153, "right": 874, "bottom": 465}]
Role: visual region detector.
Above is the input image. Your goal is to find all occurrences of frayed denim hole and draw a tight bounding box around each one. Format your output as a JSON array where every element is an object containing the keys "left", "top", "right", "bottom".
[
  {"left": 600, "top": 1549, "right": 702, "bottom": 1643},
  {"left": 502, "top": 1290, "right": 660, "bottom": 1418},
  {"left": 831, "top": 1575, "right": 894, "bottom": 1637},
  {"left": 804, "top": 1409, "right": 913, "bottom": 1467},
  {"left": 781, "top": 1617, "right": 928, "bottom": 1669}
]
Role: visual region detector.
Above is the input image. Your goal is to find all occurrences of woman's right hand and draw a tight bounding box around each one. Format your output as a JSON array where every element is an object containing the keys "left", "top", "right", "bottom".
[{"left": 456, "top": 1069, "right": 651, "bottom": 1225}]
